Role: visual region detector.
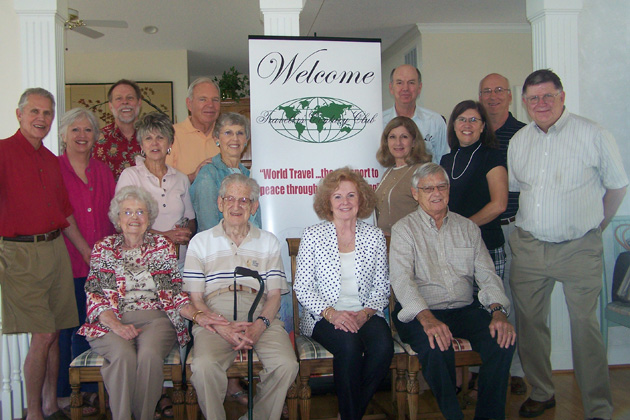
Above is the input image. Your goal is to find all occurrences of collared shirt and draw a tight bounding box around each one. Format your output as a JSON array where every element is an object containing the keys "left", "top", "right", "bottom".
[
  {"left": 389, "top": 207, "right": 509, "bottom": 323},
  {"left": 94, "top": 122, "right": 141, "bottom": 181},
  {"left": 0, "top": 130, "right": 72, "bottom": 236},
  {"left": 59, "top": 153, "right": 116, "bottom": 277},
  {"left": 183, "top": 221, "right": 288, "bottom": 299},
  {"left": 495, "top": 112, "right": 526, "bottom": 220},
  {"left": 383, "top": 105, "right": 449, "bottom": 164},
  {"left": 116, "top": 156, "right": 195, "bottom": 266},
  {"left": 508, "top": 109, "right": 628, "bottom": 243},
  {"left": 165, "top": 116, "right": 220, "bottom": 176}
]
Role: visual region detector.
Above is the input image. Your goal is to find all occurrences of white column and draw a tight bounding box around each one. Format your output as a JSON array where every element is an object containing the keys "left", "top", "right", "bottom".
[
  {"left": 526, "top": 0, "right": 584, "bottom": 370},
  {"left": 13, "top": 0, "right": 67, "bottom": 154},
  {"left": 259, "top": 0, "right": 305, "bottom": 36}
]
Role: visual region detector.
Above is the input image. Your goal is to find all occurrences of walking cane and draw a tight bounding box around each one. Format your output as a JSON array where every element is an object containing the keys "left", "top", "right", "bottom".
[{"left": 234, "top": 266, "right": 265, "bottom": 420}]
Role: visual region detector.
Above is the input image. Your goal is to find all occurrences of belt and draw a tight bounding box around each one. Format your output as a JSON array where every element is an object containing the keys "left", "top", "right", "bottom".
[
  {"left": 1, "top": 229, "right": 61, "bottom": 243},
  {"left": 206, "top": 284, "right": 258, "bottom": 300},
  {"left": 500, "top": 216, "right": 516, "bottom": 226}
]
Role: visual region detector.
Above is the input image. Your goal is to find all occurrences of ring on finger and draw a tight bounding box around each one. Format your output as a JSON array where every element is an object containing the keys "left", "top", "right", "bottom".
[{"left": 434, "top": 333, "right": 439, "bottom": 338}]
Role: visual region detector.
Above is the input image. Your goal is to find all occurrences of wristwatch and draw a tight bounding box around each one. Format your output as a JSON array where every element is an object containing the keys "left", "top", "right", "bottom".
[
  {"left": 490, "top": 305, "right": 508, "bottom": 316},
  {"left": 257, "top": 316, "right": 270, "bottom": 328}
]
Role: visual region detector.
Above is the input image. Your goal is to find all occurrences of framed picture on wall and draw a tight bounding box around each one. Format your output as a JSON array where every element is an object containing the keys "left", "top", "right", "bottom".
[{"left": 65, "top": 81, "right": 174, "bottom": 128}]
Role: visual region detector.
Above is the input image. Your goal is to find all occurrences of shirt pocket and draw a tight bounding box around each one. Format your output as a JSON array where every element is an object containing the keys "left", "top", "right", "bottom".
[{"left": 449, "top": 247, "right": 475, "bottom": 279}]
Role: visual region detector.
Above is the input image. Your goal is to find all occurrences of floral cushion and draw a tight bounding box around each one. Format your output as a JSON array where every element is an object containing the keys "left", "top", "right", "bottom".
[{"left": 70, "top": 344, "right": 181, "bottom": 368}]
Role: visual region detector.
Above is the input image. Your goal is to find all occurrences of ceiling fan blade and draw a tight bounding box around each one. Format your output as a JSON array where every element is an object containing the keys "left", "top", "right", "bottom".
[
  {"left": 72, "top": 26, "right": 105, "bottom": 39},
  {"left": 83, "top": 19, "right": 128, "bottom": 28}
]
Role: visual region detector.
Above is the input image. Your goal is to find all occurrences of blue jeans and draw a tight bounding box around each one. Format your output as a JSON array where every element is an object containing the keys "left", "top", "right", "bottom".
[
  {"left": 393, "top": 302, "right": 514, "bottom": 420},
  {"left": 57, "top": 277, "right": 95, "bottom": 397},
  {"left": 312, "top": 315, "right": 393, "bottom": 420}
]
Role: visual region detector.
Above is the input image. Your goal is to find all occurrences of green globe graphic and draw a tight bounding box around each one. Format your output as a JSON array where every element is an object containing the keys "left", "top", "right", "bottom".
[{"left": 266, "top": 97, "right": 368, "bottom": 143}]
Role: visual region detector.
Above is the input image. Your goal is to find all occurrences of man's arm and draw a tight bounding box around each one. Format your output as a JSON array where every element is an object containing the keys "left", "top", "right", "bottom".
[
  {"left": 416, "top": 309, "right": 453, "bottom": 351},
  {"left": 487, "top": 303, "right": 516, "bottom": 349},
  {"left": 601, "top": 187, "right": 627, "bottom": 231},
  {"left": 241, "top": 289, "right": 282, "bottom": 348},
  {"left": 62, "top": 214, "right": 91, "bottom": 264}
]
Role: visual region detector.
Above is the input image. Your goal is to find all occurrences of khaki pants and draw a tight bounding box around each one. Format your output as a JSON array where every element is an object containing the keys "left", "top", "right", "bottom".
[
  {"left": 88, "top": 310, "right": 177, "bottom": 420},
  {"left": 190, "top": 292, "right": 298, "bottom": 420},
  {"left": 509, "top": 227, "right": 612, "bottom": 419}
]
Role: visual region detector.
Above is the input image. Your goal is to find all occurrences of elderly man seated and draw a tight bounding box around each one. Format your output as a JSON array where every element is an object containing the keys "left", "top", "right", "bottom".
[
  {"left": 390, "top": 163, "right": 515, "bottom": 420},
  {"left": 183, "top": 173, "right": 298, "bottom": 420}
]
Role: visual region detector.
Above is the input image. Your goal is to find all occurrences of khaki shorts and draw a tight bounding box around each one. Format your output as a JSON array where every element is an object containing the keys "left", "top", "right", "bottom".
[{"left": 0, "top": 236, "right": 78, "bottom": 333}]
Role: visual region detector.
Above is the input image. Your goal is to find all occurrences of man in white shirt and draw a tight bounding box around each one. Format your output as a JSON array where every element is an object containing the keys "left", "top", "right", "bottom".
[
  {"left": 382, "top": 64, "right": 448, "bottom": 164},
  {"left": 508, "top": 69, "right": 628, "bottom": 420}
]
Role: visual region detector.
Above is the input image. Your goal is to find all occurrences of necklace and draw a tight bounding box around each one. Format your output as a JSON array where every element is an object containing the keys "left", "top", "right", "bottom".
[{"left": 451, "top": 142, "right": 482, "bottom": 180}]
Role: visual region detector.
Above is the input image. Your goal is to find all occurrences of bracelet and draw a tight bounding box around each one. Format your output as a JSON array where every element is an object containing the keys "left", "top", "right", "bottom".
[
  {"left": 257, "top": 316, "right": 270, "bottom": 328},
  {"left": 322, "top": 306, "right": 335, "bottom": 322},
  {"left": 362, "top": 308, "right": 372, "bottom": 320},
  {"left": 192, "top": 310, "right": 204, "bottom": 324}
]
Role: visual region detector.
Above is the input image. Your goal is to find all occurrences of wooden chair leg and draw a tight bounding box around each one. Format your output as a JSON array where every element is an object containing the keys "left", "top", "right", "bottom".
[
  {"left": 395, "top": 364, "right": 407, "bottom": 420},
  {"left": 69, "top": 368, "right": 83, "bottom": 420},
  {"left": 185, "top": 384, "right": 199, "bottom": 420},
  {"left": 298, "top": 372, "right": 312, "bottom": 420},
  {"left": 286, "top": 380, "right": 298, "bottom": 420},
  {"left": 407, "top": 357, "right": 420, "bottom": 420},
  {"left": 172, "top": 377, "right": 185, "bottom": 420}
]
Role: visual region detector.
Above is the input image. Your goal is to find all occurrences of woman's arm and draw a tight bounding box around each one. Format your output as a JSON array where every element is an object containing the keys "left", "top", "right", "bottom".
[
  {"left": 191, "top": 165, "right": 221, "bottom": 232},
  {"left": 468, "top": 166, "right": 508, "bottom": 226},
  {"left": 293, "top": 228, "right": 331, "bottom": 317},
  {"left": 363, "top": 228, "right": 391, "bottom": 312}
]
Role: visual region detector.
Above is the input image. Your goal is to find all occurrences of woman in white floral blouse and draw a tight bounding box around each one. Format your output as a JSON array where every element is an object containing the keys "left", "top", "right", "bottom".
[
  {"left": 294, "top": 167, "right": 394, "bottom": 420},
  {"left": 78, "top": 185, "right": 226, "bottom": 420}
]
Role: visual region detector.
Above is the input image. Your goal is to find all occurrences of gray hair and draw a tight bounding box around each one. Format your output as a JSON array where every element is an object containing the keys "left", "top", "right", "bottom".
[
  {"left": 411, "top": 163, "right": 449, "bottom": 189},
  {"left": 213, "top": 112, "right": 251, "bottom": 141},
  {"left": 108, "top": 186, "right": 159, "bottom": 232},
  {"left": 389, "top": 65, "right": 422, "bottom": 84},
  {"left": 18, "top": 88, "right": 56, "bottom": 113},
  {"left": 218, "top": 173, "right": 260, "bottom": 202},
  {"left": 59, "top": 108, "right": 100, "bottom": 144},
  {"left": 187, "top": 77, "right": 221, "bottom": 101},
  {"left": 134, "top": 112, "right": 175, "bottom": 146}
]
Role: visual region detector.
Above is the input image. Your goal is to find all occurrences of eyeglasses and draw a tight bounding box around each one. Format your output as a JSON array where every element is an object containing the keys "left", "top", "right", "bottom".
[
  {"left": 222, "top": 129, "right": 247, "bottom": 138},
  {"left": 523, "top": 92, "right": 562, "bottom": 105},
  {"left": 416, "top": 184, "right": 449, "bottom": 194},
  {"left": 222, "top": 196, "right": 252, "bottom": 206},
  {"left": 455, "top": 116, "right": 483, "bottom": 124},
  {"left": 120, "top": 210, "right": 146, "bottom": 217},
  {"left": 480, "top": 87, "right": 510, "bottom": 97}
]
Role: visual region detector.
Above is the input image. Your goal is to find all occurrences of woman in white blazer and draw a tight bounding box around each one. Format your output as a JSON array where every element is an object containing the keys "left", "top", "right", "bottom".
[{"left": 294, "top": 167, "right": 394, "bottom": 420}]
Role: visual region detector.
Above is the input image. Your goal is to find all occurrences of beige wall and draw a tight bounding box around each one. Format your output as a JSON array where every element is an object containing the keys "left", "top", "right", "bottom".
[
  {"left": 0, "top": 0, "right": 22, "bottom": 139},
  {"left": 65, "top": 50, "right": 189, "bottom": 123},
  {"left": 383, "top": 30, "right": 532, "bottom": 121}
]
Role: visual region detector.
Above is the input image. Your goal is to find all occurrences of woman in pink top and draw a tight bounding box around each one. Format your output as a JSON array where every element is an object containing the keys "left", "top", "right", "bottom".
[{"left": 57, "top": 108, "right": 116, "bottom": 414}]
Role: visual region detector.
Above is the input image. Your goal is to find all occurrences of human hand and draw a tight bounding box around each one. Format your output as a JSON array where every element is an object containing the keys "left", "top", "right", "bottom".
[
  {"left": 214, "top": 321, "right": 254, "bottom": 350},
  {"left": 196, "top": 311, "right": 230, "bottom": 333},
  {"left": 489, "top": 312, "right": 516, "bottom": 349},
  {"left": 418, "top": 310, "right": 452, "bottom": 351},
  {"left": 164, "top": 227, "right": 192, "bottom": 245},
  {"left": 189, "top": 159, "right": 214, "bottom": 183},
  {"left": 110, "top": 322, "right": 141, "bottom": 341},
  {"left": 242, "top": 320, "right": 267, "bottom": 348},
  {"left": 329, "top": 310, "right": 360, "bottom": 333}
]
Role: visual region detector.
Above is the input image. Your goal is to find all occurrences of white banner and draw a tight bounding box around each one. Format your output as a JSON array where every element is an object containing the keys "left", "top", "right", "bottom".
[{"left": 249, "top": 36, "right": 383, "bottom": 240}]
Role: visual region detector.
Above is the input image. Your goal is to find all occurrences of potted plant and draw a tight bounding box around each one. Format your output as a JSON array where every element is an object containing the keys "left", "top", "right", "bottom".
[{"left": 214, "top": 66, "right": 249, "bottom": 102}]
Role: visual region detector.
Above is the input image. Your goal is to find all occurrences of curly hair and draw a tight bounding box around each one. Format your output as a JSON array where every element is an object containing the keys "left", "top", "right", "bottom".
[
  {"left": 212, "top": 112, "right": 251, "bottom": 141},
  {"left": 108, "top": 186, "right": 159, "bottom": 232},
  {"left": 313, "top": 167, "right": 376, "bottom": 221},
  {"left": 376, "top": 116, "right": 431, "bottom": 167},
  {"left": 447, "top": 100, "right": 497, "bottom": 150}
]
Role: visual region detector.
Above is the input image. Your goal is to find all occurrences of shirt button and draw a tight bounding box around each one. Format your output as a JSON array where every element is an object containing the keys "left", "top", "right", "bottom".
[
  {"left": 163, "top": 204, "right": 166, "bottom": 207},
  {"left": 162, "top": 194, "right": 165, "bottom": 197},
  {"left": 87, "top": 208, "right": 92, "bottom": 212},
  {"left": 89, "top": 187, "right": 93, "bottom": 191},
  {"left": 163, "top": 179, "right": 166, "bottom": 183}
]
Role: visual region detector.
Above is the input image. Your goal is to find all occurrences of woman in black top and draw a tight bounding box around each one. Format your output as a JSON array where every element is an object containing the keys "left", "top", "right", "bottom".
[{"left": 440, "top": 100, "right": 508, "bottom": 279}]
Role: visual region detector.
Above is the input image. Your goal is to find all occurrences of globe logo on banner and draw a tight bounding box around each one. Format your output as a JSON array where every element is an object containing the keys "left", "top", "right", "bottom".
[{"left": 264, "top": 97, "right": 368, "bottom": 144}]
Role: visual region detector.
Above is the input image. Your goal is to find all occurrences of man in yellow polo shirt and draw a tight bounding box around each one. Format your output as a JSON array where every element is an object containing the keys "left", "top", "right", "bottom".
[{"left": 166, "top": 77, "right": 221, "bottom": 183}]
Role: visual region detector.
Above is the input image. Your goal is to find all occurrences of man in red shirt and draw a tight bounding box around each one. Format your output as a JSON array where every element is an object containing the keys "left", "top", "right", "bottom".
[
  {"left": 0, "top": 88, "right": 91, "bottom": 420},
  {"left": 93, "top": 79, "right": 143, "bottom": 180}
]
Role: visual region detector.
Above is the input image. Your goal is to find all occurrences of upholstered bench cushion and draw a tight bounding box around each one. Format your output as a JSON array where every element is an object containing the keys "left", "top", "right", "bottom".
[
  {"left": 185, "top": 346, "right": 260, "bottom": 365},
  {"left": 70, "top": 344, "right": 181, "bottom": 368},
  {"left": 392, "top": 332, "right": 473, "bottom": 356},
  {"left": 607, "top": 302, "right": 630, "bottom": 318},
  {"left": 294, "top": 334, "right": 406, "bottom": 361}
]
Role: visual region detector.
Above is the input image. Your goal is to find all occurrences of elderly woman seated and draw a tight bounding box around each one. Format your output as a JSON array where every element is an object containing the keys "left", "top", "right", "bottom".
[
  {"left": 78, "top": 186, "right": 223, "bottom": 420},
  {"left": 183, "top": 173, "right": 298, "bottom": 420},
  {"left": 294, "top": 167, "right": 394, "bottom": 420}
]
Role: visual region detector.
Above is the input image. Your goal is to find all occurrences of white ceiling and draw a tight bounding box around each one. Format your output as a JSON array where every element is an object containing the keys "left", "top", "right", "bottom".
[{"left": 65, "top": 0, "right": 528, "bottom": 79}]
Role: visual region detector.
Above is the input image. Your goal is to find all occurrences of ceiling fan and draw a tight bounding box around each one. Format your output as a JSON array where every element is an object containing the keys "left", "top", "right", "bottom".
[{"left": 64, "top": 8, "right": 128, "bottom": 39}]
